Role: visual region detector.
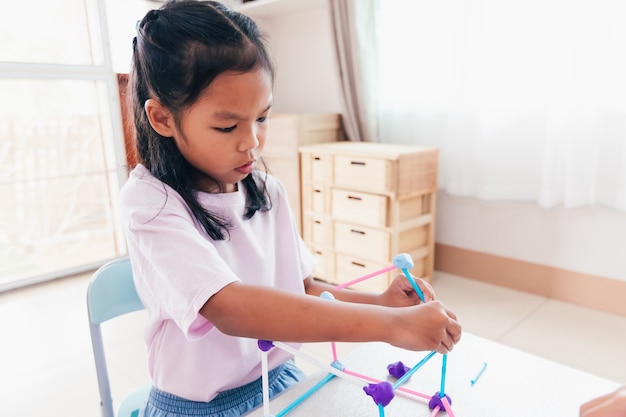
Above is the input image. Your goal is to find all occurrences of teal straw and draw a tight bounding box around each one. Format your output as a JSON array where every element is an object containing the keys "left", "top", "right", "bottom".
[
  {"left": 439, "top": 354, "right": 447, "bottom": 397},
  {"left": 401, "top": 268, "right": 425, "bottom": 302},
  {"left": 378, "top": 403, "right": 385, "bottom": 417},
  {"left": 471, "top": 362, "right": 487, "bottom": 385},
  {"left": 392, "top": 350, "right": 437, "bottom": 390},
  {"left": 276, "top": 373, "right": 335, "bottom": 417}
]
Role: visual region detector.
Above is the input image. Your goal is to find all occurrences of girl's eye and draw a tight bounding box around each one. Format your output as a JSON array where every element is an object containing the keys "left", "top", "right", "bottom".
[
  {"left": 257, "top": 116, "right": 267, "bottom": 123},
  {"left": 216, "top": 125, "right": 236, "bottom": 133}
]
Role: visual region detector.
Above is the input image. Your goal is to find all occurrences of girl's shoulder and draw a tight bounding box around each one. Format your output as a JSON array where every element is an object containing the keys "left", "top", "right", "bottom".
[
  {"left": 121, "top": 164, "right": 169, "bottom": 200},
  {"left": 119, "top": 164, "right": 189, "bottom": 219}
]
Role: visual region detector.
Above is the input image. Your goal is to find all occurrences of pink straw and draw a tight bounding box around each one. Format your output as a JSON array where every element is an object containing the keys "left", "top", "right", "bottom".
[
  {"left": 342, "top": 369, "right": 432, "bottom": 400},
  {"left": 334, "top": 265, "right": 396, "bottom": 290},
  {"left": 441, "top": 396, "right": 455, "bottom": 417},
  {"left": 331, "top": 341, "right": 338, "bottom": 362},
  {"left": 429, "top": 406, "right": 441, "bottom": 417}
]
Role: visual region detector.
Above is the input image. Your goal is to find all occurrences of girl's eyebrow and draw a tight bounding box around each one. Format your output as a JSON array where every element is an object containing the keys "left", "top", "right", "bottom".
[{"left": 213, "top": 103, "right": 272, "bottom": 120}]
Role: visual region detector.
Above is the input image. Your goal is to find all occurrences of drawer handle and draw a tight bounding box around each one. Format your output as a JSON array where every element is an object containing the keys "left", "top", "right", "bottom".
[
  {"left": 347, "top": 195, "right": 362, "bottom": 201},
  {"left": 315, "top": 251, "right": 323, "bottom": 255},
  {"left": 314, "top": 220, "right": 321, "bottom": 224},
  {"left": 314, "top": 157, "right": 321, "bottom": 161},
  {"left": 350, "top": 161, "right": 366, "bottom": 166},
  {"left": 350, "top": 229, "right": 366, "bottom": 235},
  {"left": 351, "top": 261, "right": 366, "bottom": 268},
  {"left": 314, "top": 189, "right": 322, "bottom": 193}
]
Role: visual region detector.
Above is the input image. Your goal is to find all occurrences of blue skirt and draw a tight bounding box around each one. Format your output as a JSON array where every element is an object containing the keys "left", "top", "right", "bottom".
[{"left": 140, "top": 361, "right": 305, "bottom": 417}]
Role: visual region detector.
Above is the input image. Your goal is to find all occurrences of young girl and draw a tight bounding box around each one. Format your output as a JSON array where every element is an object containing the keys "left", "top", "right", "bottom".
[{"left": 120, "top": 1, "right": 462, "bottom": 416}]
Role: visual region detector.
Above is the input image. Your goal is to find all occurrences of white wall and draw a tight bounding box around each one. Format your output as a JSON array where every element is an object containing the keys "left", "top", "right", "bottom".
[
  {"left": 255, "top": 6, "right": 343, "bottom": 113},
  {"left": 435, "top": 192, "right": 626, "bottom": 282}
]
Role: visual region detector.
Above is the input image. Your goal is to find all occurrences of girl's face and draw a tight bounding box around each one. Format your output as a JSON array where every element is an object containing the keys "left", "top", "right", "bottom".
[{"left": 172, "top": 68, "right": 273, "bottom": 193}]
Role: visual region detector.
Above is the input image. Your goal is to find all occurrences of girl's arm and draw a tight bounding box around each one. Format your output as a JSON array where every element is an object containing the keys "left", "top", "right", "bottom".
[
  {"left": 199, "top": 281, "right": 461, "bottom": 354},
  {"left": 303, "top": 274, "right": 436, "bottom": 307}
]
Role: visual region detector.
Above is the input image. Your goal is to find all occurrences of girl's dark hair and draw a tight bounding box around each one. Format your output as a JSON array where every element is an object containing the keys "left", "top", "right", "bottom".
[{"left": 130, "top": 0, "right": 274, "bottom": 240}]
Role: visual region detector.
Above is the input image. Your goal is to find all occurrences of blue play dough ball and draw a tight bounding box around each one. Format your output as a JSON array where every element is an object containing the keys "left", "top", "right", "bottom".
[
  {"left": 320, "top": 291, "right": 335, "bottom": 300},
  {"left": 392, "top": 253, "right": 414, "bottom": 269}
]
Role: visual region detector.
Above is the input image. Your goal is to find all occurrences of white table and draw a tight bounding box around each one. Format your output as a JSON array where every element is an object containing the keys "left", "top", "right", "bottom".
[{"left": 249, "top": 333, "right": 619, "bottom": 417}]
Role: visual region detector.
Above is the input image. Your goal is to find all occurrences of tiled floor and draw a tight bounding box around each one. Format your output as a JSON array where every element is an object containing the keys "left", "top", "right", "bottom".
[{"left": 1, "top": 270, "right": 625, "bottom": 417}]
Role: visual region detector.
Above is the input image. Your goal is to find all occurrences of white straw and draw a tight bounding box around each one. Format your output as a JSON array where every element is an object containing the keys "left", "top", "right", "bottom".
[
  {"left": 261, "top": 350, "right": 271, "bottom": 417},
  {"left": 273, "top": 341, "right": 366, "bottom": 387}
]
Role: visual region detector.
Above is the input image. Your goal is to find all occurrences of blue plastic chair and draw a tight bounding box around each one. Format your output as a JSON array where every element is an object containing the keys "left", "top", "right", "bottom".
[{"left": 87, "top": 257, "right": 151, "bottom": 417}]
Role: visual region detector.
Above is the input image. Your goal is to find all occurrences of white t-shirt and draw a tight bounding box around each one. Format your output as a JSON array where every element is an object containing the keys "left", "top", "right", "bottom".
[{"left": 119, "top": 164, "right": 315, "bottom": 402}]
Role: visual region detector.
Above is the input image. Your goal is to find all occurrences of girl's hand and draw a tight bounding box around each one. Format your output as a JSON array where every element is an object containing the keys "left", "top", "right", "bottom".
[
  {"left": 389, "top": 301, "right": 461, "bottom": 354},
  {"left": 580, "top": 386, "right": 626, "bottom": 417},
  {"left": 377, "top": 274, "right": 436, "bottom": 307}
]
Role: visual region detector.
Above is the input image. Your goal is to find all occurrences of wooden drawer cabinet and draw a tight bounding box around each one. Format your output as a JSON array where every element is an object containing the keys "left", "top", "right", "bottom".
[
  {"left": 262, "top": 113, "right": 344, "bottom": 232},
  {"left": 300, "top": 142, "right": 438, "bottom": 292}
]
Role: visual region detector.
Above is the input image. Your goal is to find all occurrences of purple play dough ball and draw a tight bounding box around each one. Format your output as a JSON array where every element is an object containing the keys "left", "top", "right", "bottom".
[
  {"left": 257, "top": 340, "right": 274, "bottom": 352},
  {"left": 387, "top": 361, "right": 410, "bottom": 378},
  {"left": 363, "top": 381, "right": 395, "bottom": 407},
  {"left": 429, "top": 392, "right": 452, "bottom": 410}
]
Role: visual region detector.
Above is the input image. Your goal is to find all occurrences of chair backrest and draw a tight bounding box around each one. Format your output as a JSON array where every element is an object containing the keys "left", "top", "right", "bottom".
[
  {"left": 87, "top": 257, "right": 143, "bottom": 324},
  {"left": 87, "top": 257, "right": 145, "bottom": 417}
]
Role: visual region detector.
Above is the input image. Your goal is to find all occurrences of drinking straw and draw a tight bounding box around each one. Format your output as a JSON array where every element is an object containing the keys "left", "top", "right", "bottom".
[
  {"left": 393, "top": 351, "right": 437, "bottom": 390},
  {"left": 401, "top": 268, "right": 425, "bottom": 302},
  {"left": 439, "top": 354, "right": 447, "bottom": 397},
  {"left": 470, "top": 362, "right": 487, "bottom": 386},
  {"left": 334, "top": 265, "right": 396, "bottom": 290},
  {"left": 261, "top": 350, "right": 271, "bottom": 417},
  {"left": 276, "top": 373, "right": 335, "bottom": 417}
]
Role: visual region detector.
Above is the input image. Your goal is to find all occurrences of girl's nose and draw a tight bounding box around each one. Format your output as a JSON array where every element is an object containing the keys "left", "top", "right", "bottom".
[{"left": 237, "top": 125, "right": 259, "bottom": 152}]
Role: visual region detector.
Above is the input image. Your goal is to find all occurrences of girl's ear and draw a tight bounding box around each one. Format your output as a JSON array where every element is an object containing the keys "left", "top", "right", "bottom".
[{"left": 144, "top": 99, "right": 175, "bottom": 137}]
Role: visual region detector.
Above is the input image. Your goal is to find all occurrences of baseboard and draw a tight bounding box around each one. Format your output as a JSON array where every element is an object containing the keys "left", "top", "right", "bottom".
[{"left": 434, "top": 243, "right": 626, "bottom": 317}]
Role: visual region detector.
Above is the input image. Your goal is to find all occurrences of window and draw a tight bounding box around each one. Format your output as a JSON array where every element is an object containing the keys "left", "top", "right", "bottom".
[{"left": 0, "top": 0, "right": 127, "bottom": 290}]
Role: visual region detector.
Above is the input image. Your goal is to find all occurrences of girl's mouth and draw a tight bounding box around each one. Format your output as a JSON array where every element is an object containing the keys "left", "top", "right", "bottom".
[{"left": 235, "top": 161, "right": 255, "bottom": 174}]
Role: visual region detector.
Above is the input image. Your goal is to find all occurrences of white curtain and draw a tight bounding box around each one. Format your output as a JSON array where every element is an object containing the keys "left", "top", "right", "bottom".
[
  {"left": 330, "top": 0, "right": 380, "bottom": 142},
  {"left": 377, "top": 0, "right": 626, "bottom": 211}
]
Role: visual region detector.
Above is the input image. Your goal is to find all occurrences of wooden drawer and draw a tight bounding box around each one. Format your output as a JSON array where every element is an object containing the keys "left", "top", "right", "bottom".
[
  {"left": 331, "top": 189, "right": 388, "bottom": 228},
  {"left": 334, "top": 254, "right": 390, "bottom": 293},
  {"left": 333, "top": 155, "right": 392, "bottom": 194},
  {"left": 303, "top": 184, "right": 331, "bottom": 215},
  {"left": 310, "top": 245, "right": 335, "bottom": 282},
  {"left": 303, "top": 215, "right": 333, "bottom": 246},
  {"left": 334, "top": 222, "right": 390, "bottom": 263},
  {"left": 301, "top": 152, "right": 333, "bottom": 184}
]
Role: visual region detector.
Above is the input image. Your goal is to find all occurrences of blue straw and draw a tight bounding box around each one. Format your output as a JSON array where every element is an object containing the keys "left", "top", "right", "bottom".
[
  {"left": 470, "top": 362, "right": 487, "bottom": 385},
  {"left": 392, "top": 350, "right": 437, "bottom": 390},
  {"left": 276, "top": 373, "right": 335, "bottom": 417},
  {"left": 378, "top": 403, "right": 385, "bottom": 417},
  {"left": 439, "top": 354, "right": 447, "bottom": 397},
  {"left": 401, "top": 268, "right": 425, "bottom": 302}
]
